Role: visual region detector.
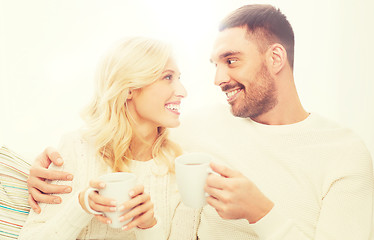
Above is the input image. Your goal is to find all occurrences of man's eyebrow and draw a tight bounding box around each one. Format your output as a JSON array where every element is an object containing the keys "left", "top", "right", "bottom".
[
  {"left": 210, "top": 51, "right": 241, "bottom": 63},
  {"left": 220, "top": 51, "right": 241, "bottom": 59}
]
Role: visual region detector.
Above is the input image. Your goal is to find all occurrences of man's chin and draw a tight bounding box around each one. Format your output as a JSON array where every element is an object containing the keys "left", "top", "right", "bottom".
[{"left": 230, "top": 105, "right": 247, "bottom": 118}]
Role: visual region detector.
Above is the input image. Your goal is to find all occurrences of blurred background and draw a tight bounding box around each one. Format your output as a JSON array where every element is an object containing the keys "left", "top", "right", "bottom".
[{"left": 1, "top": 0, "right": 373, "bottom": 166}]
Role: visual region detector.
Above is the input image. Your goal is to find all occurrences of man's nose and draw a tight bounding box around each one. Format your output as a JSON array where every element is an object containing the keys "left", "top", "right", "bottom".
[{"left": 214, "top": 66, "right": 230, "bottom": 86}]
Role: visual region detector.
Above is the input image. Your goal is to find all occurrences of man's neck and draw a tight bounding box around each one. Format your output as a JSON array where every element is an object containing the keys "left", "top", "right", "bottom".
[
  {"left": 252, "top": 74, "right": 309, "bottom": 125},
  {"left": 252, "top": 104, "right": 309, "bottom": 125}
]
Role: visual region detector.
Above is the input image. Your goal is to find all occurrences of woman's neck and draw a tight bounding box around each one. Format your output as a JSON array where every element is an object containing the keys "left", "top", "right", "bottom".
[{"left": 130, "top": 127, "right": 158, "bottom": 162}]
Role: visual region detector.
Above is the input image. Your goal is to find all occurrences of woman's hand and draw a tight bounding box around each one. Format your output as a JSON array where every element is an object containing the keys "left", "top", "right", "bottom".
[
  {"left": 118, "top": 185, "right": 157, "bottom": 230},
  {"left": 78, "top": 180, "right": 117, "bottom": 224},
  {"left": 78, "top": 181, "right": 156, "bottom": 230}
]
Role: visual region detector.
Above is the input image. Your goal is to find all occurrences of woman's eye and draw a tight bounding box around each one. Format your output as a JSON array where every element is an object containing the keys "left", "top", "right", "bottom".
[{"left": 164, "top": 74, "right": 173, "bottom": 80}]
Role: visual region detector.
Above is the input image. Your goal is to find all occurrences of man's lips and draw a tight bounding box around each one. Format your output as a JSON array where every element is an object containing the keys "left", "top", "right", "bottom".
[{"left": 224, "top": 88, "right": 242, "bottom": 102}]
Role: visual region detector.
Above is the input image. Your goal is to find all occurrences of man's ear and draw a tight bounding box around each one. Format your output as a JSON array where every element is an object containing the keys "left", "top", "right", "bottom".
[{"left": 266, "top": 43, "right": 287, "bottom": 75}]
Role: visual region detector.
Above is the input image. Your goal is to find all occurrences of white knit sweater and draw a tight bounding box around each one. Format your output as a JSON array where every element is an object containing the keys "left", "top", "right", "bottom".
[
  {"left": 18, "top": 131, "right": 200, "bottom": 240},
  {"left": 171, "top": 104, "right": 374, "bottom": 240}
]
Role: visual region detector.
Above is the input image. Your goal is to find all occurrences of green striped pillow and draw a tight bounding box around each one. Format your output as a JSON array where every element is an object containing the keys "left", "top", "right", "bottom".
[{"left": 0, "top": 146, "right": 31, "bottom": 240}]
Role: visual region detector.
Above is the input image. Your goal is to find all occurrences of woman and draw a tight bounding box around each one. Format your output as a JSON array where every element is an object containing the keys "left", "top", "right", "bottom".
[{"left": 18, "top": 37, "right": 199, "bottom": 240}]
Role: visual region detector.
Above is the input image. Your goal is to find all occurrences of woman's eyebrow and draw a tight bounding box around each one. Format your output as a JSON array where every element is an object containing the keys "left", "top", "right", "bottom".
[{"left": 162, "top": 69, "right": 175, "bottom": 74}]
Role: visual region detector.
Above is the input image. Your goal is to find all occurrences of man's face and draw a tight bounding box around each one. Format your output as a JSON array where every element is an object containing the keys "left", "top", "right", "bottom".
[{"left": 210, "top": 27, "right": 277, "bottom": 119}]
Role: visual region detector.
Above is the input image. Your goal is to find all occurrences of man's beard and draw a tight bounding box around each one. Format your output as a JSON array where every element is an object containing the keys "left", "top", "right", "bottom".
[{"left": 230, "top": 64, "right": 277, "bottom": 119}]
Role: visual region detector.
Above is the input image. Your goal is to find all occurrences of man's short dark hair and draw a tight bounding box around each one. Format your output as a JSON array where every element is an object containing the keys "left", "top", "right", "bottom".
[{"left": 219, "top": 4, "right": 295, "bottom": 68}]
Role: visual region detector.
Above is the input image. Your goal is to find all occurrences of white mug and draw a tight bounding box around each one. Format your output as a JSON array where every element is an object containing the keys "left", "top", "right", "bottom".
[
  {"left": 175, "top": 152, "right": 213, "bottom": 208},
  {"left": 84, "top": 172, "right": 137, "bottom": 228}
]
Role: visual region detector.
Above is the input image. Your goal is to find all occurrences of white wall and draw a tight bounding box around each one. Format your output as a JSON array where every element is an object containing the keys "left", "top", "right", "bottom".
[{"left": 0, "top": 0, "right": 373, "bottom": 164}]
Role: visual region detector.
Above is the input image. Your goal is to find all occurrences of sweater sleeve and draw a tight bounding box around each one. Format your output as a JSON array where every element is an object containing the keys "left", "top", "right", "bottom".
[
  {"left": 18, "top": 134, "right": 93, "bottom": 240},
  {"left": 134, "top": 174, "right": 201, "bottom": 240},
  {"left": 134, "top": 215, "right": 166, "bottom": 239},
  {"left": 252, "top": 141, "right": 374, "bottom": 240},
  {"left": 168, "top": 201, "right": 201, "bottom": 240}
]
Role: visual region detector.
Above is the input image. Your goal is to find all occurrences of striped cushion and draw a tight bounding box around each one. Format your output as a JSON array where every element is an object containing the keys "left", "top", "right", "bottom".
[{"left": 0, "top": 146, "right": 31, "bottom": 239}]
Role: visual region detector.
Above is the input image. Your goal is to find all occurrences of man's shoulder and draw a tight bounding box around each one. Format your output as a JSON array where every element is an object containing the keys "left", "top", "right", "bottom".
[
  {"left": 310, "top": 113, "right": 372, "bottom": 168},
  {"left": 308, "top": 113, "right": 344, "bottom": 129},
  {"left": 310, "top": 113, "right": 364, "bottom": 143}
]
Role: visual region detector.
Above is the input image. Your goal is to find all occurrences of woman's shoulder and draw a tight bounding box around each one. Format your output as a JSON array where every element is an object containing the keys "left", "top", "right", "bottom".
[
  {"left": 57, "top": 129, "right": 96, "bottom": 166},
  {"left": 59, "top": 129, "right": 94, "bottom": 150}
]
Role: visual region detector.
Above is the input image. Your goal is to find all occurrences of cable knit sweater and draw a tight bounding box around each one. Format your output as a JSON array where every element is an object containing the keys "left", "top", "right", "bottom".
[
  {"left": 18, "top": 131, "right": 200, "bottom": 240},
  {"left": 171, "top": 104, "right": 374, "bottom": 240}
]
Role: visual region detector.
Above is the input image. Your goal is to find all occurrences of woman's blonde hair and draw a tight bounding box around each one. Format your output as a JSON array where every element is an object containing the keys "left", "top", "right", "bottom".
[{"left": 81, "top": 37, "right": 182, "bottom": 173}]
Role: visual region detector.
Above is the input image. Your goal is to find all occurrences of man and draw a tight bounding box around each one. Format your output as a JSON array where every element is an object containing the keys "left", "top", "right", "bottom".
[{"left": 28, "top": 4, "right": 373, "bottom": 239}]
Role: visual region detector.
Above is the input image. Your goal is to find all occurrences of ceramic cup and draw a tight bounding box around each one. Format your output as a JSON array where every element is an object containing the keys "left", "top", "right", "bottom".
[
  {"left": 175, "top": 152, "right": 213, "bottom": 208},
  {"left": 84, "top": 172, "right": 137, "bottom": 228}
]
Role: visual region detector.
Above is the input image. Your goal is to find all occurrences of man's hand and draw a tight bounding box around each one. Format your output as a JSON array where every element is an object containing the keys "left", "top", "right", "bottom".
[
  {"left": 27, "top": 147, "right": 74, "bottom": 214},
  {"left": 204, "top": 162, "right": 274, "bottom": 224}
]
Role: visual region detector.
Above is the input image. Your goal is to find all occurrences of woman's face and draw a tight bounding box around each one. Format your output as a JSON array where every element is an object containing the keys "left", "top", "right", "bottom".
[{"left": 128, "top": 57, "right": 187, "bottom": 129}]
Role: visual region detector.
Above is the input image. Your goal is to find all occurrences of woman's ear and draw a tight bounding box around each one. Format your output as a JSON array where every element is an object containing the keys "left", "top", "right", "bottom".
[
  {"left": 127, "top": 89, "right": 133, "bottom": 100},
  {"left": 266, "top": 43, "right": 287, "bottom": 75}
]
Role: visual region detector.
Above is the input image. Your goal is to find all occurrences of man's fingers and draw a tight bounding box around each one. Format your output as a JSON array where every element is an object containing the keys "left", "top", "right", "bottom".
[
  {"left": 28, "top": 195, "right": 41, "bottom": 214},
  {"left": 210, "top": 162, "right": 240, "bottom": 178},
  {"left": 205, "top": 173, "right": 227, "bottom": 190},
  {"left": 29, "top": 167, "right": 73, "bottom": 181},
  {"left": 28, "top": 187, "right": 62, "bottom": 204},
  {"left": 35, "top": 147, "right": 61, "bottom": 168},
  {"left": 206, "top": 195, "right": 224, "bottom": 211},
  {"left": 206, "top": 195, "right": 226, "bottom": 218},
  {"left": 45, "top": 147, "right": 63, "bottom": 166},
  {"left": 27, "top": 176, "right": 71, "bottom": 194},
  {"left": 204, "top": 184, "right": 224, "bottom": 200}
]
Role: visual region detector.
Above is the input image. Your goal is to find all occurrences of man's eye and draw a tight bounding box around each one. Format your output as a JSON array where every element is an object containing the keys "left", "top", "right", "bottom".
[{"left": 227, "top": 59, "right": 237, "bottom": 65}]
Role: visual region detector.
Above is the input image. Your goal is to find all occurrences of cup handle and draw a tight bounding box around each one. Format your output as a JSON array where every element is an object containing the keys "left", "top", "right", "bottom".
[
  {"left": 205, "top": 167, "right": 220, "bottom": 198},
  {"left": 84, "top": 187, "right": 103, "bottom": 215},
  {"left": 207, "top": 167, "right": 219, "bottom": 176}
]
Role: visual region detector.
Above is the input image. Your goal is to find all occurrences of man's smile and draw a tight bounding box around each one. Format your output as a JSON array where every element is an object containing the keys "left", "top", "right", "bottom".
[{"left": 224, "top": 88, "right": 243, "bottom": 102}]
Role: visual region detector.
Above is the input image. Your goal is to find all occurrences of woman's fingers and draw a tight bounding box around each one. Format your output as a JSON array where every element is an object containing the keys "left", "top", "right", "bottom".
[
  {"left": 87, "top": 190, "right": 117, "bottom": 213},
  {"left": 118, "top": 188, "right": 148, "bottom": 211},
  {"left": 119, "top": 199, "right": 153, "bottom": 223},
  {"left": 116, "top": 188, "right": 156, "bottom": 231},
  {"left": 128, "top": 185, "right": 144, "bottom": 198},
  {"left": 123, "top": 209, "right": 156, "bottom": 231},
  {"left": 94, "top": 214, "right": 113, "bottom": 225},
  {"left": 89, "top": 179, "right": 106, "bottom": 189}
]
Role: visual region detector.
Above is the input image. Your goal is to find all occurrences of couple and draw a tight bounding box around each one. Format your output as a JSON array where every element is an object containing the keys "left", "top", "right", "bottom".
[{"left": 20, "top": 4, "right": 374, "bottom": 240}]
